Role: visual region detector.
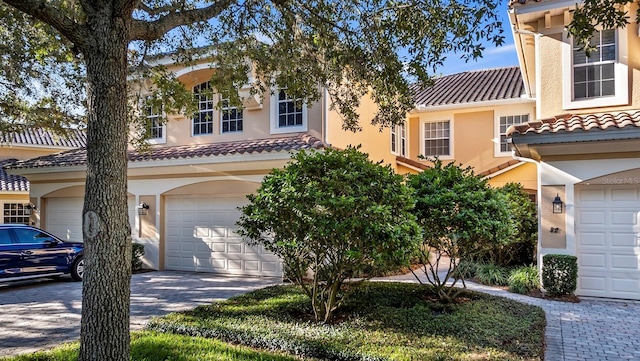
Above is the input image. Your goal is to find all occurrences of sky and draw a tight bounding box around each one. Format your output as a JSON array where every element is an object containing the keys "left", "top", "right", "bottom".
[{"left": 435, "top": 9, "right": 519, "bottom": 76}]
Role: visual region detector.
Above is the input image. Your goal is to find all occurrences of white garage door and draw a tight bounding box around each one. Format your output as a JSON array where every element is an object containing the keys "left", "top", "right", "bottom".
[
  {"left": 575, "top": 185, "right": 640, "bottom": 300},
  {"left": 46, "top": 197, "right": 136, "bottom": 243},
  {"left": 165, "top": 195, "right": 282, "bottom": 277}
]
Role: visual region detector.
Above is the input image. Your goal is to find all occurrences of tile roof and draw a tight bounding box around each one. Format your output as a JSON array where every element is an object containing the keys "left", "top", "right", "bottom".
[
  {"left": 0, "top": 128, "right": 86, "bottom": 148},
  {"left": 411, "top": 66, "right": 526, "bottom": 107},
  {"left": 477, "top": 159, "right": 522, "bottom": 177},
  {"left": 507, "top": 110, "right": 640, "bottom": 136},
  {"left": 4, "top": 134, "right": 326, "bottom": 170},
  {"left": 0, "top": 159, "right": 29, "bottom": 192}
]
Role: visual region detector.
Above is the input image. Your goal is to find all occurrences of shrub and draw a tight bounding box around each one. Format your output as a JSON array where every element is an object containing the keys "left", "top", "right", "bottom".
[
  {"left": 132, "top": 243, "right": 145, "bottom": 271},
  {"left": 452, "top": 260, "right": 478, "bottom": 280},
  {"left": 508, "top": 265, "right": 540, "bottom": 294},
  {"left": 237, "top": 147, "right": 421, "bottom": 323},
  {"left": 475, "top": 263, "right": 509, "bottom": 286},
  {"left": 542, "top": 254, "right": 578, "bottom": 296}
]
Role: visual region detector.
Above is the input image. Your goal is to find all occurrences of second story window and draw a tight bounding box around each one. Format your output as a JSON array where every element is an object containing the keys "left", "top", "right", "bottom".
[
  {"left": 499, "top": 114, "right": 528, "bottom": 153},
  {"left": 391, "top": 123, "right": 406, "bottom": 157},
  {"left": 573, "top": 29, "right": 616, "bottom": 100},
  {"left": 220, "top": 98, "right": 243, "bottom": 133},
  {"left": 270, "top": 88, "right": 308, "bottom": 134},
  {"left": 423, "top": 120, "right": 450, "bottom": 158},
  {"left": 193, "top": 82, "right": 213, "bottom": 135},
  {"left": 146, "top": 103, "right": 163, "bottom": 140}
]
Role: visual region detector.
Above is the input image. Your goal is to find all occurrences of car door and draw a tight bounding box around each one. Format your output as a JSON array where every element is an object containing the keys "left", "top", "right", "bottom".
[
  {"left": 13, "top": 227, "right": 71, "bottom": 275},
  {"left": 0, "top": 228, "right": 22, "bottom": 278}
]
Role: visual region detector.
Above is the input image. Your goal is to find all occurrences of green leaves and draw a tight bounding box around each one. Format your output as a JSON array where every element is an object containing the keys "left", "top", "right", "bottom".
[
  {"left": 566, "top": 0, "right": 636, "bottom": 52},
  {"left": 236, "top": 146, "right": 420, "bottom": 322}
]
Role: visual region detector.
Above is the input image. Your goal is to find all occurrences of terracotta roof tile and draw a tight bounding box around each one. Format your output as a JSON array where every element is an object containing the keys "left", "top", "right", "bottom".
[
  {"left": 0, "top": 159, "right": 29, "bottom": 192},
  {"left": 411, "top": 67, "right": 526, "bottom": 107},
  {"left": 0, "top": 128, "right": 87, "bottom": 148},
  {"left": 507, "top": 110, "right": 640, "bottom": 136},
  {"left": 477, "top": 159, "right": 522, "bottom": 177},
  {"left": 4, "top": 134, "right": 326, "bottom": 170}
]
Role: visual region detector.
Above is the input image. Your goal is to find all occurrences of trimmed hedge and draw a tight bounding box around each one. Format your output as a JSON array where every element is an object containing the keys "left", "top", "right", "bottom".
[{"left": 542, "top": 254, "right": 577, "bottom": 296}]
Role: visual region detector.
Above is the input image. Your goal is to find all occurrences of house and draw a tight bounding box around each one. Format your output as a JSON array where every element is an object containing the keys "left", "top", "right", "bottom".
[
  {"left": 507, "top": 0, "right": 640, "bottom": 300},
  {"left": 4, "top": 59, "right": 331, "bottom": 277},
  {"left": 329, "top": 66, "right": 537, "bottom": 193},
  {"left": 0, "top": 129, "right": 86, "bottom": 226}
]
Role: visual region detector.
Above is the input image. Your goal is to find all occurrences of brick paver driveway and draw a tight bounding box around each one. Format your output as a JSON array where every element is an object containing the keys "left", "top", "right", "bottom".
[{"left": 0, "top": 271, "right": 279, "bottom": 357}]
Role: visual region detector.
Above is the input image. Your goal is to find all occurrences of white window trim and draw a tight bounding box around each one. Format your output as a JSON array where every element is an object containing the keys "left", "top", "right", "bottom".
[
  {"left": 192, "top": 82, "right": 215, "bottom": 137},
  {"left": 421, "top": 119, "right": 453, "bottom": 160},
  {"left": 270, "top": 89, "right": 308, "bottom": 135},
  {"left": 146, "top": 109, "right": 166, "bottom": 145},
  {"left": 562, "top": 27, "right": 628, "bottom": 110},
  {"left": 219, "top": 97, "right": 243, "bottom": 134},
  {"left": 390, "top": 123, "right": 407, "bottom": 157},
  {"left": 494, "top": 112, "right": 531, "bottom": 157}
]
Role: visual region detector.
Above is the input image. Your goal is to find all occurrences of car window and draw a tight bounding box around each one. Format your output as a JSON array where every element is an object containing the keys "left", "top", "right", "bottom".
[
  {"left": 13, "top": 228, "right": 53, "bottom": 245},
  {"left": 0, "top": 229, "right": 12, "bottom": 245}
]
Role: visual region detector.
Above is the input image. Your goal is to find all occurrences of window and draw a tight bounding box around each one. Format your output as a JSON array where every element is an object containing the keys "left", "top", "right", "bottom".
[
  {"left": 13, "top": 228, "right": 50, "bottom": 244},
  {"left": 193, "top": 82, "right": 214, "bottom": 135},
  {"left": 391, "top": 123, "right": 407, "bottom": 157},
  {"left": 220, "top": 98, "right": 243, "bottom": 133},
  {"left": 573, "top": 29, "right": 616, "bottom": 100},
  {"left": 146, "top": 101, "right": 165, "bottom": 143},
  {"left": 562, "top": 28, "right": 628, "bottom": 109},
  {"left": 3, "top": 203, "right": 29, "bottom": 225},
  {"left": 499, "top": 114, "right": 529, "bottom": 153},
  {"left": 270, "top": 88, "right": 308, "bottom": 134},
  {"left": 423, "top": 121, "right": 450, "bottom": 157}
]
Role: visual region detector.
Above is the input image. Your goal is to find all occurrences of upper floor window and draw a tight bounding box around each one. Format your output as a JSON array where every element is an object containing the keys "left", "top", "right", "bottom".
[
  {"left": 270, "top": 88, "right": 308, "bottom": 134},
  {"left": 146, "top": 102, "right": 166, "bottom": 144},
  {"left": 423, "top": 120, "right": 450, "bottom": 158},
  {"left": 573, "top": 29, "right": 616, "bottom": 100},
  {"left": 498, "top": 114, "right": 528, "bottom": 153},
  {"left": 220, "top": 98, "right": 243, "bottom": 133},
  {"left": 563, "top": 28, "right": 628, "bottom": 109},
  {"left": 193, "top": 82, "right": 214, "bottom": 135},
  {"left": 391, "top": 123, "right": 407, "bottom": 157}
]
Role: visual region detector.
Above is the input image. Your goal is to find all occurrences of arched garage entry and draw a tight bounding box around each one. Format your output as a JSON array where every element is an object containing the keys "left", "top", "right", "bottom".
[
  {"left": 162, "top": 180, "right": 282, "bottom": 277},
  {"left": 42, "top": 186, "right": 135, "bottom": 242}
]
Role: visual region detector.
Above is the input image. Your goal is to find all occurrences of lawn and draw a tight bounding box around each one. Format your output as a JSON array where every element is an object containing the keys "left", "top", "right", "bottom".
[{"left": 2, "top": 282, "right": 545, "bottom": 361}]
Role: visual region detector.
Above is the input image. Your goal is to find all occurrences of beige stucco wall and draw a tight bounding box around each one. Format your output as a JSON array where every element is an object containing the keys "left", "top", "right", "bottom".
[
  {"left": 524, "top": 6, "right": 640, "bottom": 119},
  {"left": 487, "top": 162, "right": 537, "bottom": 191},
  {"left": 326, "top": 92, "right": 400, "bottom": 170},
  {"left": 540, "top": 185, "right": 567, "bottom": 249},
  {"left": 0, "top": 146, "right": 65, "bottom": 161},
  {"left": 135, "top": 66, "right": 324, "bottom": 149}
]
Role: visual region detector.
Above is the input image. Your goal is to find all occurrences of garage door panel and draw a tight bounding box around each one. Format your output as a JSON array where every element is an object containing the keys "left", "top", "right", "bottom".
[
  {"left": 165, "top": 195, "right": 282, "bottom": 277},
  {"left": 576, "top": 185, "right": 640, "bottom": 300}
]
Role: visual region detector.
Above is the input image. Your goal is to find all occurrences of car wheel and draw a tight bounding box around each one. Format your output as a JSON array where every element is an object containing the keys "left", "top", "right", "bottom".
[{"left": 71, "top": 256, "right": 84, "bottom": 281}]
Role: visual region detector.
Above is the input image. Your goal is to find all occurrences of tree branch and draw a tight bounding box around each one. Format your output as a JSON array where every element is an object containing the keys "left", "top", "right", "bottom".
[
  {"left": 130, "top": 0, "right": 234, "bottom": 41},
  {"left": 2, "top": 0, "right": 89, "bottom": 48}
]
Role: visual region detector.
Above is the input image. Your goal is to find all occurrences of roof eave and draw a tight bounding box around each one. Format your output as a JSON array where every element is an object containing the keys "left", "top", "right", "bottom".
[{"left": 413, "top": 97, "right": 534, "bottom": 113}]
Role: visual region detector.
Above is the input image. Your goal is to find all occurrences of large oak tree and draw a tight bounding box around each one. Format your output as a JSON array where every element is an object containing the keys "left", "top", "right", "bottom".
[{"left": 1, "top": 0, "right": 577, "bottom": 360}]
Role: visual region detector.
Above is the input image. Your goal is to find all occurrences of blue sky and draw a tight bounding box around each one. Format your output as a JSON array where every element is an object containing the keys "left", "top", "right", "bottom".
[{"left": 436, "top": 10, "right": 519, "bottom": 76}]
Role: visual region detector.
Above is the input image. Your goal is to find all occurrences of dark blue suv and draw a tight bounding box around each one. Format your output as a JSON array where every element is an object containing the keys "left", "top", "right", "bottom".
[{"left": 0, "top": 224, "right": 84, "bottom": 282}]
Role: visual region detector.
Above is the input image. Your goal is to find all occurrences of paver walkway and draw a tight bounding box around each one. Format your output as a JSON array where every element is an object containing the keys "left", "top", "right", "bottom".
[
  {"left": 380, "top": 271, "right": 640, "bottom": 361},
  {"left": 0, "top": 271, "right": 278, "bottom": 357}
]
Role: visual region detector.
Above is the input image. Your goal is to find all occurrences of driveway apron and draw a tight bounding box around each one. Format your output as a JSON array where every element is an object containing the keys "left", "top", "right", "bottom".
[{"left": 0, "top": 271, "right": 278, "bottom": 357}]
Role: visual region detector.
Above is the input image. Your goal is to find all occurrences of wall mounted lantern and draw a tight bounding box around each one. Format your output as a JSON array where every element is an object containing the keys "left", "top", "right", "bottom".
[
  {"left": 137, "top": 202, "right": 150, "bottom": 216},
  {"left": 552, "top": 194, "right": 563, "bottom": 214},
  {"left": 24, "top": 203, "right": 38, "bottom": 215}
]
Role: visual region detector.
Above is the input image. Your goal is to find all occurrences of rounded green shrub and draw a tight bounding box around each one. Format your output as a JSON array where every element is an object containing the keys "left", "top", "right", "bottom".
[
  {"left": 542, "top": 254, "right": 578, "bottom": 296},
  {"left": 132, "top": 242, "right": 145, "bottom": 271},
  {"left": 508, "top": 265, "right": 540, "bottom": 294}
]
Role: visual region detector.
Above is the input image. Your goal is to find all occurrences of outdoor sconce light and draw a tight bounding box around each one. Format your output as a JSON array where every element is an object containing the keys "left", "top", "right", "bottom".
[
  {"left": 137, "top": 202, "right": 150, "bottom": 216},
  {"left": 24, "top": 203, "right": 38, "bottom": 215},
  {"left": 552, "top": 194, "right": 563, "bottom": 214}
]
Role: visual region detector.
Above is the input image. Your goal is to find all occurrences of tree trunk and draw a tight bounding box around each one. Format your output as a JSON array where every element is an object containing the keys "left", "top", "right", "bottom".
[{"left": 79, "top": 9, "right": 132, "bottom": 361}]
